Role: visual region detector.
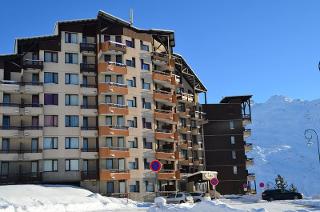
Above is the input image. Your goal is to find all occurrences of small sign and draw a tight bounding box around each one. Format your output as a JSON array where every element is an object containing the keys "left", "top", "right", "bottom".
[
  {"left": 150, "top": 160, "right": 162, "bottom": 172},
  {"left": 210, "top": 177, "right": 219, "bottom": 186},
  {"left": 259, "top": 182, "right": 265, "bottom": 188}
]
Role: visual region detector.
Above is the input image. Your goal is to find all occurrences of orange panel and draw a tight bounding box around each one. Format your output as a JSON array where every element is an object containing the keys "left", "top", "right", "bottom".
[
  {"left": 98, "top": 83, "right": 128, "bottom": 95},
  {"left": 158, "top": 170, "right": 180, "bottom": 180},
  {"left": 100, "top": 170, "right": 130, "bottom": 181},
  {"left": 153, "top": 92, "right": 173, "bottom": 103},
  {"left": 99, "top": 126, "right": 129, "bottom": 136},
  {"left": 155, "top": 132, "right": 175, "bottom": 140},
  {"left": 99, "top": 104, "right": 129, "bottom": 115},
  {"left": 154, "top": 111, "right": 174, "bottom": 121},
  {"left": 152, "top": 72, "right": 172, "bottom": 83},
  {"left": 98, "top": 63, "right": 127, "bottom": 75},
  {"left": 100, "top": 42, "right": 126, "bottom": 53},
  {"left": 99, "top": 147, "right": 130, "bottom": 158},
  {"left": 155, "top": 152, "right": 176, "bottom": 160}
]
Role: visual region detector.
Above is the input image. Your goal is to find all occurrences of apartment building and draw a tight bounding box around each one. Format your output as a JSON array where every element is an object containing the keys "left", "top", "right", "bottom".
[
  {"left": 0, "top": 10, "right": 207, "bottom": 201},
  {"left": 202, "top": 96, "right": 256, "bottom": 194}
]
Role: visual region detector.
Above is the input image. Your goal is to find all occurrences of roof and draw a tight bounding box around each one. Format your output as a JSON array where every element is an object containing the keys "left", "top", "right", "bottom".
[
  {"left": 220, "top": 95, "right": 253, "bottom": 103},
  {"left": 173, "top": 53, "right": 207, "bottom": 92}
]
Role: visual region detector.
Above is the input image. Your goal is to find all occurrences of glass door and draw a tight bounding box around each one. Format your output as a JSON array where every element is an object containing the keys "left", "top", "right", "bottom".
[
  {"left": 31, "top": 138, "right": 38, "bottom": 153},
  {"left": 118, "top": 159, "right": 125, "bottom": 171},
  {"left": 83, "top": 138, "right": 89, "bottom": 152},
  {"left": 119, "top": 181, "right": 126, "bottom": 194},
  {"left": 0, "top": 162, "right": 9, "bottom": 176},
  {"left": 2, "top": 139, "right": 9, "bottom": 153}
]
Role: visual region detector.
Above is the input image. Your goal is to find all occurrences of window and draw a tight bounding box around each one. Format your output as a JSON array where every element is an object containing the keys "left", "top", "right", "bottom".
[
  {"left": 142, "top": 98, "right": 151, "bottom": 109},
  {"left": 144, "top": 158, "right": 150, "bottom": 169},
  {"left": 44, "top": 115, "right": 58, "bottom": 127},
  {"left": 44, "top": 160, "right": 58, "bottom": 172},
  {"left": 232, "top": 151, "right": 236, "bottom": 159},
  {"left": 2, "top": 138, "right": 9, "bottom": 152},
  {"left": 233, "top": 166, "right": 238, "bottom": 174},
  {"left": 230, "top": 136, "right": 235, "bottom": 144},
  {"left": 65, "top": 94, "right": 79, "bottom": 106},
  {"left": 44, "top": 94, "right": 58, "bottom": 105},
  {"left": 106, "top": 137, "right": 113, "bottom": 147},
  {"left": 127, "top": 117, "right": 137, "bottom": 128},
  {"left": 43, "top": 137, "right": 58, "bottom": 149},
  {"left": 65, "top": 137, "right": 79, "bottom": 149},
  {"left": 128, "top": 158, "right": 139, "bottom": 170},
  {"left": 116, "top": 75, "right": 123, "bottom": 84},
  {"left": 44, "top": 51, "right": 58, "bottom": 63},
  {"left": 116, "top": 55, "right": 122, "bottom": 63},
  {"left": 117, "top": 116, "right": 124, "bottom": 126},
  {"left": 106, "top": 116, "right": 112, "bottom": 126},
  {"left": 143, "top": 138, "right": 152, "bottom": 149},
  {"left": 229, "top": 121, "right": 235, "bottom": 129},
  {"left": 127, "top": 77, "right": 136, "bottom": 87},
  {"left": 1, "top": 162, "right": 9, "bottom": 176},
  {"left": 141, "top": 79, "right": 151, "bottom": 90},
  {"left": 126, "top": 38, "right": 135, "bottom": 48},
  {"left": 142, "top": 118, "right": 152, "bottom": 129},
  {"left": 65, "top": 73, "right": 79, "bottom": 85},
  {"left": 140, "top": 59, "right": 150, "bottom": 71},
  {"left": 105, "top": 95, "right": 112, "bottom": 103},
  {"left": 65, "top": 32, "right": 78, "bottom": 43},
  {"left": 104, "top": 35, "right": 111, "bottom": 41},
  {"left": 105, "top": 75, "right": 111, "bottom": 83},
  {"left": 3, "top": 94, "right": 10, "bottom": 104},
  {"left": 140, "top": 40, "right": 149, "bottom": 51},
  {"left": 107, "top": 181, "right": 114, "bottom": 194},
  {"left": 44, "top": 72, "right": 58, "bottom": 84},
  {"left": 129, "top": 137, "right": 138, "bottom": 148},
  {"left": 117, "top": 96, "right": 124, "bottom": 105},
  {"left": 145, "top": 181, "right": 154, "bottom": 192},
  {"left": 65, "top": 53, "right": 78, "bottom": 64},
  {"left": 118, "top": 137, "right": 125, "bottom": 147},
  {"left": 130, "top": 181, "right": 140, "bottom": 192},
  {"left": 127, "top": 97, "right": 137, "bottom": 107},
  {"left": 126, "top": 58, "right": 136, "bottom": 67},
  {"left": 65, "top": 159, "right": 79, "bottom": 171},
  {"left": 65, "top": 115, "right": 79, "bottom": 127},
  {"left": 104, "top": 54, "right": 111, "bottom": 62}
]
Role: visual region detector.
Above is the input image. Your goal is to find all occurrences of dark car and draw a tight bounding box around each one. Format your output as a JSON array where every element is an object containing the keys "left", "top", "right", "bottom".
[{"left": 262, "top": 189, "right": 303, "bottom": 201}]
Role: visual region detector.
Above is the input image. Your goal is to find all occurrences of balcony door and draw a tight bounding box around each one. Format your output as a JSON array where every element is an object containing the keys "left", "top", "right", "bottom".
[
  {"left": 83, "top": 159, "right": 88, "bottom": 172},
  {"left": 31, "top": 161, "right": 38, "bottom": 173},
  {"left": 117, "top": 116, "right": 124, "bottom": 126},
  {"left": 3, "top": 94, "right": 10, "bottom": 104},
  {"left": 0, "top": 162, "right": 9, "bottom": 176},
  {"left": 2, "top": 138, "right": 9, "bottom": 153},
  {"left": 83, "top": 117, "right": 89, "bottom": 128},
  {"left": 32, "top": 116, "right": 39, "bottom": 127},
  {"left": 83, "top": 96, "right": 88, "bottom": 107},
  {"left": 107, "top": 181, "right": 114, "bottom": 194},
  {"left": 3, "top": 116, "right": 10, "bottom": 128},
  {"left": 118, "top": 159, "right": 125, "bottom": 171},
  {"left": 32, "top": 73, "right": 39, "bottom": 83},
  {"left": 119, "top": 181, "right": 126, "bottom": 194},
  {"left": 32, "top": 95, "right": 39, "bottom": 105},
  {"left": 31, "top": 138, "right": 38, "bottom": 153},
  {"left": 83, "top": 138, "right": 89, "bottom": 151}
]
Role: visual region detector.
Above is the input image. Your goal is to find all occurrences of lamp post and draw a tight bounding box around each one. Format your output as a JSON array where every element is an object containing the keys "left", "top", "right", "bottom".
[{"left": 304, "top": 129, "right": 320, "bottom": 164}]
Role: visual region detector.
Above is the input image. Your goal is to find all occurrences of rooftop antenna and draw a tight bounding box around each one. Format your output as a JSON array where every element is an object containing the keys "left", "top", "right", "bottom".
[{"left": 129, "top": 9, "right": 134, "bottom": 26}]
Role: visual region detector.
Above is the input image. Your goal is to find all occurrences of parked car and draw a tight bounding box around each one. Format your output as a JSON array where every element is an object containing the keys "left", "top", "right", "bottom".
[
  {"left": 189, "top": 192, "right": 205, "bottom": 202},
  {"left": 262, "top": 189, "right": 303, "bottom": 201},
  {"left": 166, "top": 192, "right": 194, "bottom": 204}
]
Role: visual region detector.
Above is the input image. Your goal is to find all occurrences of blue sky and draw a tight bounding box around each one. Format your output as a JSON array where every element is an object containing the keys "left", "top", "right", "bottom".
[{"left": 1, "top": 0, "right": 320, "bottom": 103}]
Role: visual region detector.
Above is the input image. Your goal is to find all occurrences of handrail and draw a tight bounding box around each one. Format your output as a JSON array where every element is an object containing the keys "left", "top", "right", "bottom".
[{"left": 104, "top": 81, "right": 127, "bottom": 87}]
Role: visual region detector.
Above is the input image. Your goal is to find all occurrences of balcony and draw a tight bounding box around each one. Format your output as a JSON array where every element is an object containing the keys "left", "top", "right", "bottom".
[
  {"left": 23, "top": 126, "right": 43, "bottom": 137},
  {"left": 98, "top": 62, "right": 127, "bottom": 75},
  {"left": 23, "top": 103, "right": 43, "bottom": 115},
  {"left": 80, "top": 84, "right": 97, "bottom": 95},
  {"left": 153, "top": 90, "right": 176, "bottom": 104},
  {"left": 81, "top": 171, "right": 98, "bottom": 180},
  {"left": 98, "top": 82, "right": 128, "bottom": 95},
  {"left": 246, "top": 158, "right": 254, "bottom": 166},
  {"left": 154, "top": 109, "right": 177, "bottom": 123},
  {"left": 0, "top": 149, "right": 42, "bottom": 161},
  {"left": 152, "top": 71, "right": 175, "bottom": 86},
  {"left": 100, "top": 41, "right": 126, "bottom": 53},
  {"left": 0, "top": 103, "right": 20, "bottom": 115},
  {"left": 81, "top": 105, "right": 97, "bottom": 116},
  {"left": 192, "top": 143, "right": 203, "bottom": 151},
  {"left": 177, "top": 93, "right": 194, "bottom": 103},
  {"left": 247, "top": 173, "right": 256, "bottom": 181},
  {"left": 81, "top": 126, "right": 98, "bottom": 137},
  {"left": 80, "top": 63, "right": 96, "bottom": 73},
  {"left": 0, "top": 172, "right": 42, "bottom": 184},
  {"left": 245, "top": 143, "right": 253, "bottom": 152},
  {"left": 100, "top": 169, "right": 130, "bottom": 181},
  {"left": 0, "top": 126, "right": 20, "bottom": 137},
  {"left": 0, "top": 80, "right": 20, "bottom": 93},
  {"left": 99, "top": 126, "right": 129, "bottom": 136},
  {"left": 23, "top": 60, "right": 43, "bottom": 70},
  {"left": 98, "top": 103, "right": 128, "bottom": 115},
  {"left": 158, "top": 170, "right": 180, "bottom": 180},
  {"left": 244, "top": 129, "right": 252, "bottom": 138},
  {"left": 99, "top": 147, "right": 130, "bottom": 158},
  {"left": 155, "top": 149, "right": 178, "bottom": 161},
  {"left": 179, "top": 158, "right": 193, "bottom": 166},
  {"left": 179, "top": 141, "right": 192, "bottom": 149},
  {"left": 80, "top": 43, "right": 97, "bottom": 53},
  {"left": 21, "top": 82, "right": 44, "bottom": 94},
  {"left": 155, "top": 130, "right": 178, "bottom": 141},
  {"left": 193, "top": 159, "right": 204, "bottom": 166},
  {"left": 80, "top": 148, "right": 98, "bottom": 159}
]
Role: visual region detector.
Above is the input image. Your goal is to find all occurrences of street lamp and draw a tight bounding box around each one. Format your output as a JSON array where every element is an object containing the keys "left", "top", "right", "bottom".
[{"left": 304, "top": 129, "right": 320, "bottom": 164}]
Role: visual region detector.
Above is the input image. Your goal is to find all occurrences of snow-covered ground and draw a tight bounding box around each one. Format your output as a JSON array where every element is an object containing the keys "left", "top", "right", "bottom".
[
  {"left": 0, "top": 185, "right": 319, "bottom": 212},
  {"left": 248, "top": 95, "right": 320, "bottom": 196}
]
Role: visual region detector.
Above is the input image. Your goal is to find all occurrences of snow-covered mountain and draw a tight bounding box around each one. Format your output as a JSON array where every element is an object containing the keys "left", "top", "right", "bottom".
[{"left": 247, "top": 95, "right": 320, "bottom": 196}]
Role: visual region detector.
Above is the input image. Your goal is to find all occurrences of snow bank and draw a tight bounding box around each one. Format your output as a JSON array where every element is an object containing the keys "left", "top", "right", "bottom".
[
  {"left": 0, "top": 184, "right": 140, "bottom": 212},
  {"left": 147, "top": 199, "right": 246, "bottom": 212},
  {"left": 293, "top": 199, "right": 320, "bottom": 208}
]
